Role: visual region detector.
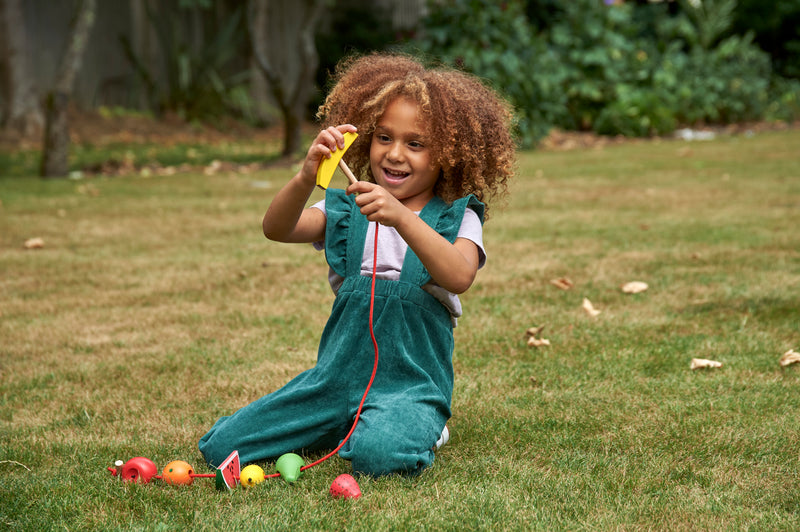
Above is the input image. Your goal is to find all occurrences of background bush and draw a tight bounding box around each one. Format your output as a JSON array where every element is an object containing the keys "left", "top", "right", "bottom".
[
  {"left": 409, "top": 0, "right": 567, "bottom": 147},
  {"left": 731, "top": 0, "right": 800, "bottom": 79},
  {"left": 314, "top": 2, "right": 397, "bottom": 113},
  {"left": 409, "top": 0, "right": 800, "bottom": 147}
]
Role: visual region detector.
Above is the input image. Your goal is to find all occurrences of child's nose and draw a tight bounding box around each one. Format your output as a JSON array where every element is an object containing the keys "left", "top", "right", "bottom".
[{"left": 387, "top": 143, "right": 404, "bottom": 162}]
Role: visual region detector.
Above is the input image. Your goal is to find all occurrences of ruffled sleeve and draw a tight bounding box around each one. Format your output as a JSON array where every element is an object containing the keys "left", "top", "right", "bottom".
[
  {"left": 400, "top": 194, "right": 486, "bottom": 287},
  {"left": 433, "top": 195, "right": 485, "bottom": 243},
  {"left": 323, "top": 189, "right": 356, "bottom": 278}
]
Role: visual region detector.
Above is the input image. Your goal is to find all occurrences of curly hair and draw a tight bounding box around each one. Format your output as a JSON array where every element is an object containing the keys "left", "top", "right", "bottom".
[{"left": 317, "top": 53, "right": 515, "bottom": 218}]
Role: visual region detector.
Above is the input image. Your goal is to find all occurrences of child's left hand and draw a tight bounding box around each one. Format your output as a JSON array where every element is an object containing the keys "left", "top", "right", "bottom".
[{"left": 346, "top": 181, "right": 413, "bottom": 228}]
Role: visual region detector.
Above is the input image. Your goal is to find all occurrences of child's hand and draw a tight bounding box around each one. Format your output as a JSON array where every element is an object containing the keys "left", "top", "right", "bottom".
[
  {"left": 347, "top": 181, "right": 412, "bottom": 228},
  {"left": 300, "top": 125, "right": 358, "bottom": 185}
]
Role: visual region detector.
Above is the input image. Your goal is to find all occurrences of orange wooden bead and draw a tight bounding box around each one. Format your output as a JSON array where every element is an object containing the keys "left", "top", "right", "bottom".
[{"left": 162, "top": 460, "right": 194, "bottom": 486}]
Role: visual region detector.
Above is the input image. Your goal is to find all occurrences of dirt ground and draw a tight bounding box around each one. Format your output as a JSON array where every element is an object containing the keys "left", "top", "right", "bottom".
[
  {"left": 0, "top": 107, "right": 292, "bottom": 151},
  {"left": 2, "top": 105, "right": 797, "bottom": 157}
]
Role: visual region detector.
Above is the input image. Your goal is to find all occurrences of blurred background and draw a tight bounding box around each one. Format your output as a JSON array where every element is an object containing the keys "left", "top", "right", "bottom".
[{"left": 1, "top": 0, "right": 798, "bottom": 175}]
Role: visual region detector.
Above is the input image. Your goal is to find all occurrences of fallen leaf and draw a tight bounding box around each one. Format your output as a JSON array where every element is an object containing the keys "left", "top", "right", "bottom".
[
  {"left": 779, "top": 349, "right": 800, "bottom": 367},
  {"left": 690, "top": 358, "right": 723, "bottom": 370},
  {"left": 550, "top": 277, "right": 574, "bottom": 290},
  {"left": 582, "top": 298, "right": 601, "bottom": 317},
  {"left": 526, "top": 326, "right": 545, "bottom": 337},
  {"left": 527, "top": 336, "right": 551, "bottom": 347},
  {"left": 23, "top": 237, "right": 44, "bottom": 249},
  {"left": 621, "top": 281, "right": 648, "bottom": 294},
  {"left": 525, "top": 326, "right": 550, "bottom": 347}
]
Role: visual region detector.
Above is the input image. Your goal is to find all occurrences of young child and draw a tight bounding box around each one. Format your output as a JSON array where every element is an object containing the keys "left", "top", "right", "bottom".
[{"left": 199, "top": 53, "right": 515, "bottom": 477}]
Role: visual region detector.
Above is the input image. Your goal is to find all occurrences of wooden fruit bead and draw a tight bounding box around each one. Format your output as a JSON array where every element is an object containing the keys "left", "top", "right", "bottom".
[
  {"left": 275, "top": 453, "right": 304, "bottom": 483},
  {"left": 240, "top": 464, "right": 265, "bottom": 488},
  {"left": 162, "top": 460, "right": 194, "bottom": 486},
  {"left": 119, "top": 457, "right": 158, "bottom": 484},
  {"left": 329, "top": 473, "right": 361, "bottom": 499}
]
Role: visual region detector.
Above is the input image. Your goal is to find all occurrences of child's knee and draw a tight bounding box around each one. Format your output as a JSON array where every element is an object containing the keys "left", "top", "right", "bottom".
[
  {"left": 198, "top": 426, "right": 229, "bottom": 468},
  {"left": 346, "top": 429, "right": 435, "bottom": 477}
]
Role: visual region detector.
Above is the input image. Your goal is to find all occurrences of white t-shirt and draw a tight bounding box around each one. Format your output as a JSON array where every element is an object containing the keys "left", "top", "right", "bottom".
[{"left": 311, "top": 200, "right": 485, "bottom": 325}]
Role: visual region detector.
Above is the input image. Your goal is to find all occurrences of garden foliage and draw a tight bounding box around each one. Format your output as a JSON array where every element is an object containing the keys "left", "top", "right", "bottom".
[
  {"left": 731, "top": 0, "right": 800, "bottom": 79},
  {"left": 119, "top": 3, "right": 252, "bottom": 123},
  {"left": 410, "top": 0, "right": 800, "bottom": 146}
]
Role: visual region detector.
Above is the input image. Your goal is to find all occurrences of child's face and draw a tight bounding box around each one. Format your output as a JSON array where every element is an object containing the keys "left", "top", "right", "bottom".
[{"left": 370, "top": 97, "right": 441, "bottom": 211}]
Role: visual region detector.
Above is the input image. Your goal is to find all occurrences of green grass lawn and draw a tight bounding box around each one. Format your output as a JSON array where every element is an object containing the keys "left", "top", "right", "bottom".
[{"left": 1, "top": 129, "right": 799, "bottom": 530}]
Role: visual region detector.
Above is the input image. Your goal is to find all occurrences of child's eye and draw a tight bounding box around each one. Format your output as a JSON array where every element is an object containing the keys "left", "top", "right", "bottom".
[
  {"left": 408, "top": 140, "right": 424, "bottom": 149},
  {"left": 377, "top": 134, "right": 391, "bottom": 143}
]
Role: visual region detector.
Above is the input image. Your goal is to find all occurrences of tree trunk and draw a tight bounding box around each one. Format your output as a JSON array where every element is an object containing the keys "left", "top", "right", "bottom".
[
  {"left": 249, "top": 0, "right": 326, "bottom": 158},
  {"left": 0, "top": 0, "right": 44, "bottom": 137},
  {"left": 248, "top": 54, "right": 275, "bottom": 127},
  {"left": 283, "top": 105, "right": 302, "bottom": 156},
  {"left": 40, "top": 0, "right": 97, "bottom": 178},
  {"left": 40, "top": 92, "right": 70, "bottom": 177}
]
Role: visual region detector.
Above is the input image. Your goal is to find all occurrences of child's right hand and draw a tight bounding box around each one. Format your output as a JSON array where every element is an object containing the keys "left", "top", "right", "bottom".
[
  {"left": 263, "top": 124, "right": 355, "bottom": 243},
  {"left": 299, "top": 124, "right": 358, "bottom": 185}
]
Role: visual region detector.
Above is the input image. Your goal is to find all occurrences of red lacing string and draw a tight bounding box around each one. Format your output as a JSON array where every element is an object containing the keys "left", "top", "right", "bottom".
[{"left": 281, "top": 221, "right": 381, "bottom": 475}]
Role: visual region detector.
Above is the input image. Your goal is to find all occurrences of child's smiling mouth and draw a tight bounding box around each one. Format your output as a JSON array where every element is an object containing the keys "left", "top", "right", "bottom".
[{"left": 382, "top": 167, "right": 410, "bottom": 182}]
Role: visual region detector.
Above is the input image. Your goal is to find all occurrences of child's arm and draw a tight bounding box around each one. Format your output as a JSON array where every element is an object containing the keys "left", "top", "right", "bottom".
[
  {"left": 346, "top": 182, "right": 480, "bottom": 294},
  {"left": 262, "top": 125, "right": 357, "bottom": 243},
  {"left": 398, "top": 219, "right": 480, "bottom": 295}
]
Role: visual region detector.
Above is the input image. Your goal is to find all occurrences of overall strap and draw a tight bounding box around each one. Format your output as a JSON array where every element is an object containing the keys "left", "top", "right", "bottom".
[
  {"left": 399, "top": 195, "right": 485, "bottom": 287},
  {"left": 323, "top": 189, "right": 368, "bottom": 279},
  {"left": 345, "top": 201, "right": 369, "bottom": 278}
]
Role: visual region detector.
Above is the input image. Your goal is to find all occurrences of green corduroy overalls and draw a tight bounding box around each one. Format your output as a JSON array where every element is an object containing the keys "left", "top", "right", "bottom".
[{"left": 199, "top": 189, "right": 484, "bottom": 476}]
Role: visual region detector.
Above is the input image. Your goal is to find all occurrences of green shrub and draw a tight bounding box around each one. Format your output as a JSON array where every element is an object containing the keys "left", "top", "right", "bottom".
[
  {"left": 594, "top": 85, "right": 677, "bottom": 137},
  {"left": 731, "top": 0, "right": 800, "bottom": 79},
  {"left": 765, "top": 77, "right": 800, "bottom": 122},
  {"left": 680, "top": 34, "right": 772, "bottom": 124},
  {"left": 314, "top": 3, "right": 396, "bottom": 113},
  {"left": 546, "top": 0, "right": 664, "bottom": 133},
  {"left": 409, "top": 0, "right": 567, "bottom": 146},
  {"left": 410, "top": 0, "right": 797, "bottom": 145}
]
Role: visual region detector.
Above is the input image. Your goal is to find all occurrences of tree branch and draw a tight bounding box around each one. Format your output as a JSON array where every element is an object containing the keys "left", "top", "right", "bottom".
[
  {"left": 54, "top": 0, "right": 97, "bottom": 93},
  {"left": 290, "top": 0, "right": 325, "bottom": 108},
  {"left": 247, "top": 0, "right": 286, "bottom": 108}
]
